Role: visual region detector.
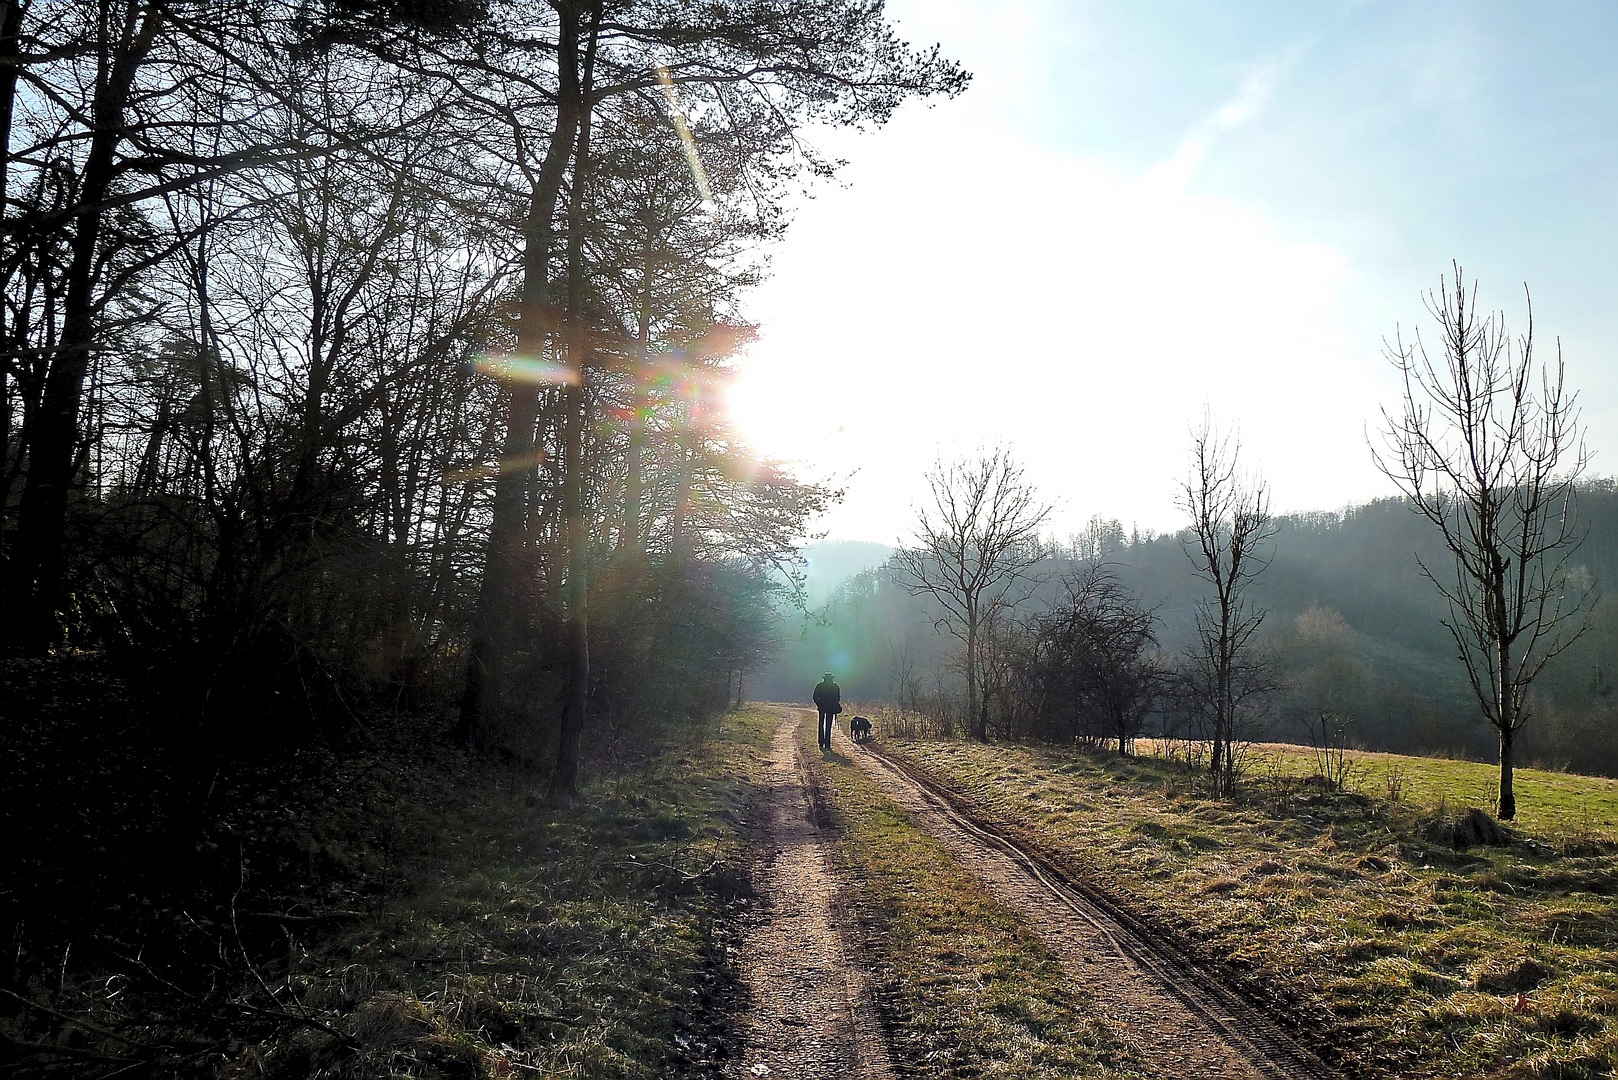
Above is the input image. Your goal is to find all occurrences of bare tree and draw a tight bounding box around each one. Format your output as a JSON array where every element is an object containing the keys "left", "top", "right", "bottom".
[
  {"left": 1373, "top": 265, "right": 1591, "bottom": 820},
  {"left": 892, "top": 448, "right": 1051, "bottom": 741},
  {"left": 1029, "top": 562, "right": 1164, "bottom": 754},
  {"left": 887, "top": 630, "right": 921, "bottom": 716},
  {"left": 1180, "top": 417, "right": 1277, "bottom": 795}
]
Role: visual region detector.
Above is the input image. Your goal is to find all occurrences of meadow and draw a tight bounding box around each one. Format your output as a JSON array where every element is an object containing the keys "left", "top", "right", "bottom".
[
  {"left": 1232, "top": 740, "right": 1618, "bottom": 843},
  {"left": 875, "top": 718, "right": 1618, "bottom": 1079}
]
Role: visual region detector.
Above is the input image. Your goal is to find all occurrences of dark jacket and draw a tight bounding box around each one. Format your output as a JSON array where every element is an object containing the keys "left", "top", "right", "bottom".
[{"left": 812, "top": 679, "right": 841, "bottom": 714}]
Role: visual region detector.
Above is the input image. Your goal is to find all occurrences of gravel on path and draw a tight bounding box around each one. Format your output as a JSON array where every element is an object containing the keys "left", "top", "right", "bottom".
[{"left": 726, "top": 711, "right": 894, "bottom": 1080}]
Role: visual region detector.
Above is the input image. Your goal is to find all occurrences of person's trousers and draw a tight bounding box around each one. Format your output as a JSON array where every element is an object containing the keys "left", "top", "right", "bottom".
[{"left": 818, "top": 710, "right": 835, "bottom": 748}]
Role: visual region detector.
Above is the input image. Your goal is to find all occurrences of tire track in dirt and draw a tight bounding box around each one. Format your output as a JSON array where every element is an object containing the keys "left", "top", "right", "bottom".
[
  {"left": 727, "top": 711, "right": 894, "bottom": 1080},
  {"left": 837, "top": 720, "right": 1343, "bottom": 1080}
]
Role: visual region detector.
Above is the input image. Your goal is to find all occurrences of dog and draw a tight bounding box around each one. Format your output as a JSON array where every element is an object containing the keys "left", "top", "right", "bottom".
[{"left": 849, "top": 715, "right": 873, "bottom": 743}]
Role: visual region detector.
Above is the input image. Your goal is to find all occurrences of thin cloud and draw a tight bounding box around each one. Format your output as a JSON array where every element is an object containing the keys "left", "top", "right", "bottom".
[
  {"left": 1148, "top": 47, "right": 1307, "bottom": 190},
  {"left": 1219, "top": 64, "right": 1282, "bottom": 128}
]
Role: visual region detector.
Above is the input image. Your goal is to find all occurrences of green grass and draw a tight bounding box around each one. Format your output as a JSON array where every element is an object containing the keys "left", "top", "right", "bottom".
[
  {"left": 1236, "top": 740, "right": 1618, "bottom": 843},
  {"left": 225, "top": 709, "right": 777, "bottom": 1080},
  {"left": 802, "top": 719, "right": 1148, "bottom": 1079},
  {"left": 878, "top": 730, "right": 1618, "bottom": 1080}
]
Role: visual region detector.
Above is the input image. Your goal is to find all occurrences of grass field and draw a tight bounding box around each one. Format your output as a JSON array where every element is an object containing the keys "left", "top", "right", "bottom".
[
  {"left": 1233, "top": 740, "right": 1618, "bottom": 843},
  {"left": 800, "top": 714, "right": 1148, "bottom": 1079},
  {"left": 224, "top": 710, "right": 775, "bottom": 1080},
  {"left": 875, "top": 723, "right": 1618, "bottom": 1080}
]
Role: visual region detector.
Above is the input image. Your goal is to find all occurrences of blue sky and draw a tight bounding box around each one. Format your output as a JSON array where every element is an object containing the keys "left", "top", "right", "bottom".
[
  {"left": 726, "top": 1, "right": 1618, "bottom": 544},
  {"left": 1057, "top": 2, "right": 1618, "bottom": 304}
]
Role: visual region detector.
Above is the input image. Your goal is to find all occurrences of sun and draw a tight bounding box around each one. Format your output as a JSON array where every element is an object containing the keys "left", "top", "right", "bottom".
[{"left": 723, "top": 347, "right": 823, "bottom": 464}]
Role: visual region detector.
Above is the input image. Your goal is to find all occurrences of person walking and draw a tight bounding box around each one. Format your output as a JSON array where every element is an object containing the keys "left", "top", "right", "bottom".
[{"left": 812, "top": 672, "right": 841, "bottom": 749}]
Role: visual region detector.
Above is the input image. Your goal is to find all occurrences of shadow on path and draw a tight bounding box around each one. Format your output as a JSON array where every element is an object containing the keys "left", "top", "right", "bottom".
[{"left": 725, "top": 708, "right": 893, "bottom": 1080}]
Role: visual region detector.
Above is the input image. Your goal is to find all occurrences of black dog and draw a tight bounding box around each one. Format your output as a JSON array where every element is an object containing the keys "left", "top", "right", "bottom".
[{"left": 849, "top": 715, "right": 873, "bottom": 743}]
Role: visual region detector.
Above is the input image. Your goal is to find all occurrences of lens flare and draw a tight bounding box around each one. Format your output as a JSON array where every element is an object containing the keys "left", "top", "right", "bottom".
[
  {"left": 473, "top": 352, "right": 579, "bottom": 386},
  {"left": 441, "top": 450, "right": 547, "bottom": 485},
  {"left": 655, "top": 66, "right": 715, "bottom": 213}
]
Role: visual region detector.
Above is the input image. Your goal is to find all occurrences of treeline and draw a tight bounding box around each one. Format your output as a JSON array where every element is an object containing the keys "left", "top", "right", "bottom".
[
  {"left": 0, "top": 0, "right": 963, "bottom": 762},
  {"left": 0, "top": 0, "right": 963, "bottom": 1063},
  {"left": 760, "top": 480, "right": 1618, "bottom": 776}
]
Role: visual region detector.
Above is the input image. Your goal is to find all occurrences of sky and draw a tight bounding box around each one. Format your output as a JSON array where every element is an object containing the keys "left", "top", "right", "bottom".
[{"left": 724, "top": 0, "right": 1618, "bottom": 547}]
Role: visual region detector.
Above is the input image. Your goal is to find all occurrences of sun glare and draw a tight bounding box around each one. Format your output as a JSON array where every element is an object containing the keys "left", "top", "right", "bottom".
[{"left": 734, "top": 106, "right": 1377, "bottom": 542}]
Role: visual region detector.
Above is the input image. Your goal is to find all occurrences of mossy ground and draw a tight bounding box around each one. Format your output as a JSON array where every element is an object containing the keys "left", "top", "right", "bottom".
[
  {"left": 801, "top": 716, "right": 1148, "bottom": 1079},
  {"left": 875, "top": 722, "right": 1618, "bottom": 1080},
  {"left": 223, "top": 708, "right": 777, "bottom": 1080}
]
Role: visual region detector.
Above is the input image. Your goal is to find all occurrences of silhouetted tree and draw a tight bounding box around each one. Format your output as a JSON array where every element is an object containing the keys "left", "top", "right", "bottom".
[
  {"left": 0, "top": 1, "right": 966, "bottom": 1066},
  {"left": 1027, "top": 562, "right": 1164, "bottom": 753},
  {"left": 441, "top": 0, "right": 968, "bottom": 766}
]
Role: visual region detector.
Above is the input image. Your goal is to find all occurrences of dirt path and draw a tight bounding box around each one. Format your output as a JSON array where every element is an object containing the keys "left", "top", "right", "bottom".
[
  {"left": 818, "top": 709, "right": 1339, "bottom": 1080},
  {"left": 727, "top": 711, "right": 894, "bottom": 1080}
]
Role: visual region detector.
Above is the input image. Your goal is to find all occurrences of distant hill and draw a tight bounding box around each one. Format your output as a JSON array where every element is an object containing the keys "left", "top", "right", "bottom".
[{"left": 802, "top": 540, "right": 895, "bottom": 607}]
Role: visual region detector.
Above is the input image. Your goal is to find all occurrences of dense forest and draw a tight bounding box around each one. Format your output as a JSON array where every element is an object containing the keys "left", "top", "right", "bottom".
[
  {"left": 759, "top": 480, "right": 1618, "bottom": 775},
  {"left": 0, "top": 0, "right": 965, "bottom": 1070}
]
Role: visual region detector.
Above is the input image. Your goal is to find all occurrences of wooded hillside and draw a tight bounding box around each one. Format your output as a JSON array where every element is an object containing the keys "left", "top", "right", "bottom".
[{"left": 759, "top": 482, "right": 1618, "bottom": 774}]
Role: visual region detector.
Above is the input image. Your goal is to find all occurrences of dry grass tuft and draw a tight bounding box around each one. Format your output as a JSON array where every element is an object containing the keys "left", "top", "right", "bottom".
[{"left": 1473, "top": 957, "right": 1554, "bottom": 994}]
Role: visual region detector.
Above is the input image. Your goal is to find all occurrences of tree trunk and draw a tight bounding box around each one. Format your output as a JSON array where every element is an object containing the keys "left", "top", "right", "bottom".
[
  {"left": 456, "top": 2, "right": 583, "bottom": 745},
  {"left": 551, "top": 375, "right": 590, "bottom": 791},
  {"left": 551, "top": 3, "right": 600, "bottom": 796},
  {"left": 0, "top": 0, "right": 21, "bottom": 218},
  {"left": 966, "top": 613, "right": 984, "bottom": 741},
  {"left": 1211, "top": 603, "right": 1232, "bottom": 792},
  {"left": 619, "top": 231, "right": 654, "bottom": 553},
  {"left": 1498, "top": 723, "right": 1517, "bottom": 821},
  {"left": 10, "top": 1, "right": 162, "bottom": 653},
  {"left": 1497, "top": 629, "right": 1517, "bottom": 820},
  {"left": 0, "top": 0, "right": 25, "bottom": 572},
  {"left": 669, "top": 421, "right": 694, "bottom": 557}
]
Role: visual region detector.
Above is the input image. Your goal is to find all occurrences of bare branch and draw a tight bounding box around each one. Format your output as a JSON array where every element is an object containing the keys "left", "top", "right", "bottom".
[{"left": 1372, "top": 264, "right": 1593, "bottom": 819}]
